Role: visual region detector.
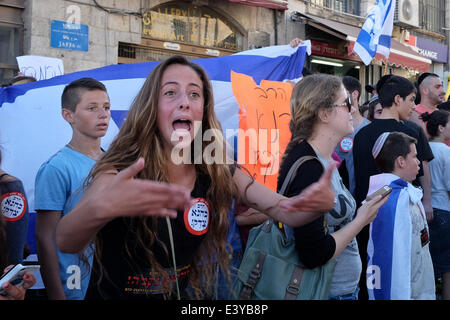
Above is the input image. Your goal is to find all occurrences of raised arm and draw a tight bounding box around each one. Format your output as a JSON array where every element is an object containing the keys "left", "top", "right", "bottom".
[
  {"left": 232, "top": 163, "right": 336, "bottom": 227},
  {"left": 56, "top": 158, "right": 191, "bottom": 253}
]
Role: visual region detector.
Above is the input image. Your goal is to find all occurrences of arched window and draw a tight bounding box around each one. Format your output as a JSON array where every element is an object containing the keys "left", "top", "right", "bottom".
[{"left": 142, "top": 2, "right": 244, "bottom": 51}]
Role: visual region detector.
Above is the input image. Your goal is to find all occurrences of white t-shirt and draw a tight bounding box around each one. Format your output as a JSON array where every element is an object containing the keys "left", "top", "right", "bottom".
[{"left": 428, "top": 142, "right": 450, "bottom": 211}]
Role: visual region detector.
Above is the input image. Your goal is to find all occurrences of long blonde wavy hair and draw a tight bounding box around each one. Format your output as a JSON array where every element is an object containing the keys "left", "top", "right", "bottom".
[{"left": 88, "top": 55, "right": 237, "bottom": 299}]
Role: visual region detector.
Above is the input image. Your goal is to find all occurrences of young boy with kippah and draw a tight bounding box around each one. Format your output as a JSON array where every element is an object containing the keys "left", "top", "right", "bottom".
[{"left": 366, "top": 131, "right": 435, "bottom": 300}]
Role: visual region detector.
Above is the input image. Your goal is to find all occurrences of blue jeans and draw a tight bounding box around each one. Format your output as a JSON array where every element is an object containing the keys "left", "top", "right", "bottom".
[
  {"left": 329, "top": 287, "right": 359, "bottom": 300},
  {"left": 216, "top": 249, "right": 243, "bottom": 300},
  {"left": 429, "top": 208, "right": 450, "bottom": 276}
]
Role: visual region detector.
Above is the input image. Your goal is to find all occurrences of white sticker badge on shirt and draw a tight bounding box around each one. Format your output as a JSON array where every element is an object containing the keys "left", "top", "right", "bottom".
[
  {"left": 339, "top": 137, "right": 353, "bottom": 153},
  {"left": 1, "top": 192, "right": 27, "bottom": 221},
  {"left": 184, "top": 198, "right": 210, "bottom": 236}
]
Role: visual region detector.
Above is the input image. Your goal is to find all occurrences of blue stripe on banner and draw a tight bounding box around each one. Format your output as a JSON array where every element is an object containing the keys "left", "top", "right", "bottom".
[
  {"left": 193, "top": 53, "right": 305, "bottom": 84},
  {"left": 0, "top": 46, "right": 306, "bottom": 106},
  {"left": 110, "top": 110, "right": 129, "bottom": 129},
  {"left": 356, "top": 29, "right": 377, "bottom": 57},
  {"left": 370, "top": 186, "right": 401, "bottom": 300},
  {"left": 378, "top": 35, "right": 392, "bottom": 48},
  {"left": 0, "top": 61, "right": 158, "bottom": 105},
  {"left": 381, "top": 0, "right": 393, "bottom": 25}
]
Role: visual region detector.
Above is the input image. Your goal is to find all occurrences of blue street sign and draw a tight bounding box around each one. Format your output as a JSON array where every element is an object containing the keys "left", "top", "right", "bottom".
[{"left": 50, "top": 20, "right": 89, "bottom": 52}]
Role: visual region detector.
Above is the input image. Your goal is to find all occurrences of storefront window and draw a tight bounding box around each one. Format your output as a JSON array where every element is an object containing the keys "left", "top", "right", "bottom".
[
  {"left": 142, "top": 2, "right": 243, "bottom": 51},
  {"left": 310, "top": 55, "right": 360, "bottom": 78},
  {"left": 0, "top": 25, "right": 21, "bottom": 84}
]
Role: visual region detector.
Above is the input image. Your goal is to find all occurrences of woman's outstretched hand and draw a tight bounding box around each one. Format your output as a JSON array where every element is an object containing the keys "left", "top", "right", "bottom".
[
  {"left": 280, "top": 161, "right": 337, "bottom": 213},
  {"left": 93, "top": 158, "right": 192, "bottom": 219},
  {"left": 56, "top": 158, "right": 193, "bottom": 253}
]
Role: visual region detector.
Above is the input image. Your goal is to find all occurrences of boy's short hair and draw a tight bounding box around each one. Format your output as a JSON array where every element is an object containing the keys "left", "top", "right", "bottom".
[
  {"left": 61, "top": 78, "right": 107, "bottom": 112},
  {"left": 374, "top": 132, "right": 417, "bottom": 173},
  {"left": 359, "top": 101, "right": 369, "bottom": 116},
  {"left": 367, "top": 97, "right": 381, "bottom": 121},
  {"left": 377, "top": 75, "right": 416, "bottom": 108},
  {"left": 342, "top": 76, "right": 361, "bottom": 100}
]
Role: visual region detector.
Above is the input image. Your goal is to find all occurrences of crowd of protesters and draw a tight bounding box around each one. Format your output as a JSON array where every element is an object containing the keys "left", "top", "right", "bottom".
[{"left": 1, "top": 45, "right": 449, "bottom": 301}]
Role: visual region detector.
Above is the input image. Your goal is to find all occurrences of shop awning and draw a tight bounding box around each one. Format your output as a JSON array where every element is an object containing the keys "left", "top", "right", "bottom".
[
  {"left": 228, "top": 0, "right": 288, "bottom": 10},
  {"left": 298, "top": 13, "right": 431, "bottom": 72},
  {"left": 347, "top": 41, "right": 431, "bottom": 72}
]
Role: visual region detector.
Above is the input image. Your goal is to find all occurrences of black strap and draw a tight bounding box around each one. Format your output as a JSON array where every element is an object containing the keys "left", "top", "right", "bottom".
[
  {"left": 0, "top": 173, "right": 9, "bottom": 181},
  {"left": 239, "top": 252, "right": 267, "bottom": 299},
  {"left": 278, "top": 155, "right": 329, "bottom": 231},
  {"left": 278, "top": 156, "right": 319, "bottom": 195}
]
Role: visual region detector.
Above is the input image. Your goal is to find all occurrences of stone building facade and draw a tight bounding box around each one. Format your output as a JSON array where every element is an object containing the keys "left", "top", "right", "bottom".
[
  {"left": 1, "top": 0, "right": 448, "bottom": 95},
  {"left": 11, "top": 0, "right": 289, "bottom": 76}
]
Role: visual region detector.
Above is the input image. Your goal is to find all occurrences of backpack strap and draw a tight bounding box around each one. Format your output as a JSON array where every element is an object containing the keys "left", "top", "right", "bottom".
[
  {"left": 279, "top": 155, "right": 330, "bottom": 232},
  {"left": 239, "top": 251, "right": 267, "bottom": 300},
  {"left": 285, "top": 265, "right": 304, "bottom": 300},
  {"left": 279, "top": 156, "right": 319, "bottom": 196}
]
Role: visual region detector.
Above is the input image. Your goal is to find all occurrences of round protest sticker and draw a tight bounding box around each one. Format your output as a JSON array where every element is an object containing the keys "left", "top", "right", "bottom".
[
  {"left": 339, "top": 137, "right": 353, "bottom": 153},
  {"left": 1, "top": 192, "right": 27, "bottom": 222},
  {"left": 184, "top": 198, "right": 210, "bottom": 236}
]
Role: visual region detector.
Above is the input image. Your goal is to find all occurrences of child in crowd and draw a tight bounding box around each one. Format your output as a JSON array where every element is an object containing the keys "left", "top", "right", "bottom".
[
  {"left": 367, "top": 131, "right": 435, "bottom": 300},
  {"left": 35, "top": 78, "right": 111, "bottom": 299}
]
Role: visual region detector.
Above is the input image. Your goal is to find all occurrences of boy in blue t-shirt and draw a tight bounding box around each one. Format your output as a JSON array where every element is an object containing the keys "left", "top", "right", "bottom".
[{"left": 34, "top": 78, "right": 110, "bottom": 300}]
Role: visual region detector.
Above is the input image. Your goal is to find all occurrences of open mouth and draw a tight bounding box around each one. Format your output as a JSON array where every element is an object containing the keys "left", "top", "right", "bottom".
[{"left": 172, "top": 119, "right": 192, "bottom": 131}]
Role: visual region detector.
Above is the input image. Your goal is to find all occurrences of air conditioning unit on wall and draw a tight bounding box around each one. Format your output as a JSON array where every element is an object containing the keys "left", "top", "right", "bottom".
[{"left": 394, "top": 0, "right": 419, "bottom": 28}]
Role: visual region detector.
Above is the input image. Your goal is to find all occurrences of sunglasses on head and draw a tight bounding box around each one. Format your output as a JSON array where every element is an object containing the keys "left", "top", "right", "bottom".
[{"left": 333, "top": 96, "right": 352, "bottom": 112}]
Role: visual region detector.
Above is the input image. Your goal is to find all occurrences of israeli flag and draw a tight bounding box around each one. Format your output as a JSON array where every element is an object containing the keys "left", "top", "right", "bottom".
[
  {"left": 353, "top": 0, "right": 396, "bottom": 65},
  {"left": 0, "top": 43, "right": 309, "bottom": 253},
  {"left": 367, "top": 174, "right": 412, "bottom": 300},
  {"left": 365, "top": 171, "right": 438, "bottom": 300}
]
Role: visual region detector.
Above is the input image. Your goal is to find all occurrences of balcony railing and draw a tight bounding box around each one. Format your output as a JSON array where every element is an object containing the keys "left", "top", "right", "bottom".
[
  {"left": 309, "top": 0, "right": 360, "bottom": 16},
  {"left": 419, "top": 0, "right": 445, "bottom": 35}
]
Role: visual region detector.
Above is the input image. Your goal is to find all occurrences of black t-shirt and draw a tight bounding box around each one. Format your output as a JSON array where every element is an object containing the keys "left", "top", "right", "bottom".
[
  {"left": 277, "top": 141, "right": 336, "bottom": 269},
  {"left": 353, "top": 118, "right": 434, "bottom": 207},
  {"left": 0, "top": 174, "right": 29, "bottom": 266},
  {"left": 85, "top": 172, "right": 212, "bottom": 300}
]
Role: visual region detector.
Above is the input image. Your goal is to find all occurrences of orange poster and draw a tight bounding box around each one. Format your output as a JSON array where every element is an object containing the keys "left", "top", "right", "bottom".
[{"left": 231, "top": 71, "right": 293, "bottom": 191}]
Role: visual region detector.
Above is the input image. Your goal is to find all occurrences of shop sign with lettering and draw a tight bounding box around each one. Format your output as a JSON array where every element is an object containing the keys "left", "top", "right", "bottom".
[{"left": 416, "top": 37, "right": 448, "bottom": 64}]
